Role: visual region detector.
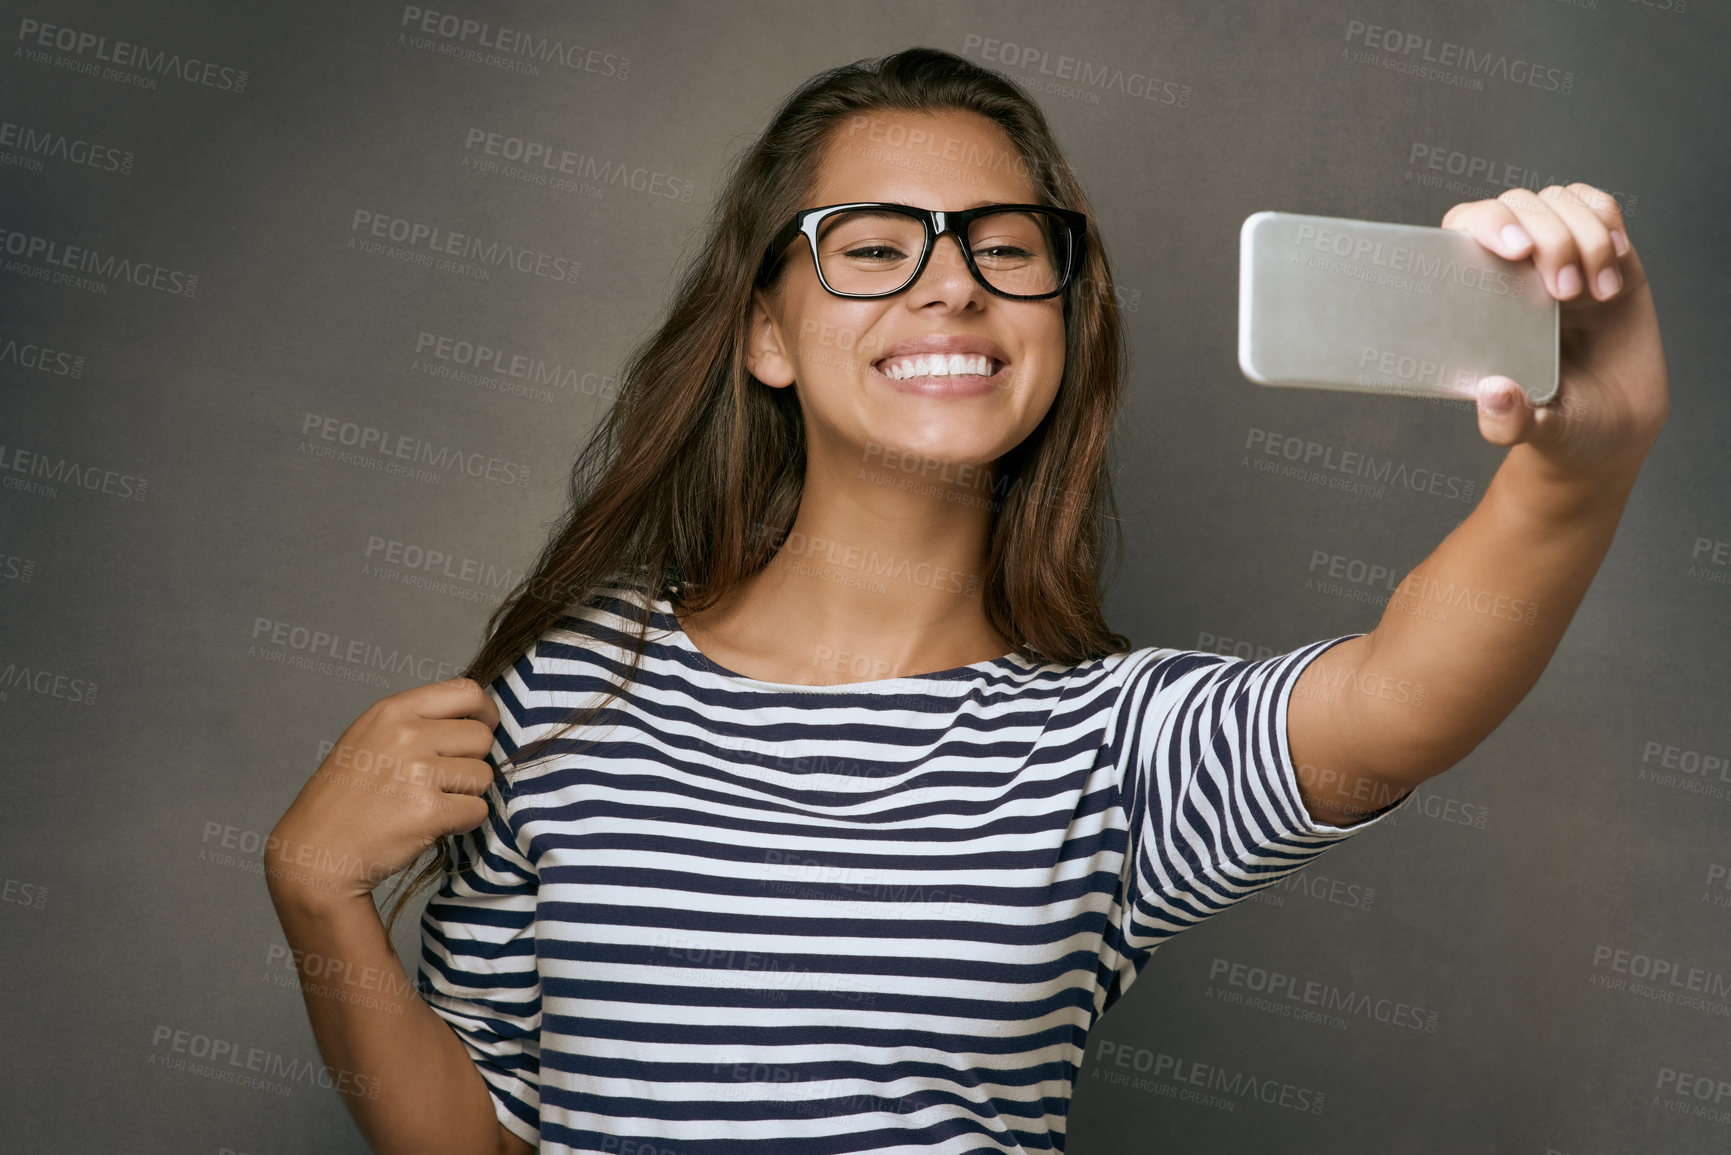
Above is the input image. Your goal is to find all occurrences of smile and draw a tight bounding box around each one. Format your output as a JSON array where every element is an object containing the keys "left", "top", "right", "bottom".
[{"left": 874, "top": 353, "right": 1003, "bottom": 380}]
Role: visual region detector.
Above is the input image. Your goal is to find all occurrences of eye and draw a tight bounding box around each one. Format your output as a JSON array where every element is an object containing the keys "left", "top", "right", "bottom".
[
  {"left": 842, "top": 244, "right": 909, "bottom": 262},
  {"left": 974, "top": 244, "right": 1037, "bottom": 261}
]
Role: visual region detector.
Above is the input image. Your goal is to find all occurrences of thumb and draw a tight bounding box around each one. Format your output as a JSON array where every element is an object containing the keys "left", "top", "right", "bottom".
[{"left": 1474, "top": 376, "right": 1540, "bottom": 447}]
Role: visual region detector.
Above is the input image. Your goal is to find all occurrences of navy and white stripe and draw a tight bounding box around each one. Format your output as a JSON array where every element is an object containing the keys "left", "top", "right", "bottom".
[{"left": 418, "top": 580, "right": 1407, "bottom": 1153}]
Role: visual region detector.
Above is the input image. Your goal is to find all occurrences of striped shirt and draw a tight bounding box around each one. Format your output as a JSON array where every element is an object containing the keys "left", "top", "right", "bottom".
[{"left": 417, "top": 581, "right": 1408, "bottom": 1153}]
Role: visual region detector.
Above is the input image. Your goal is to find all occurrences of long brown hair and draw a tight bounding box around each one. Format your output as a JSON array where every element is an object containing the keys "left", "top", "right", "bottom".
[{"left": 383, "top": 46, "right": 1132, "bottom": 933}]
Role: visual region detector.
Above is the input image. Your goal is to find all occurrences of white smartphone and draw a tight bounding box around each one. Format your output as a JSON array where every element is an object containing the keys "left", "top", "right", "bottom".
[{"left": 1238, "top": 210, "right": 1558, "bottom": 405}]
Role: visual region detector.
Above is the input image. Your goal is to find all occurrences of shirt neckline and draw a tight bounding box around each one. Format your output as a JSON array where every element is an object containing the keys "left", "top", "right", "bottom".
[{"left": 652, "top": 592, "right": 1029, "bottom": 691}]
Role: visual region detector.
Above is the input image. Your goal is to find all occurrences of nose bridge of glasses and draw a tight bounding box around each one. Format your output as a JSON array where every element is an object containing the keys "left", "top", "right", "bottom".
[
  {"left": 928, "top": 224, "right": 973, "bottom": 271},
  {"left": 893, "top": 230, "right": 976, "bottom": 302},
  {"left": 908, "top": 212, "right": 978, "bottom": 292}
]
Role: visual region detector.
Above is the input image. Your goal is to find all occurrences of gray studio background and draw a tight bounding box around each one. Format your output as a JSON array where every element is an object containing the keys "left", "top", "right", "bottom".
[{"left": 3, "top": 1, "right": 1727, "bottom": 1151}]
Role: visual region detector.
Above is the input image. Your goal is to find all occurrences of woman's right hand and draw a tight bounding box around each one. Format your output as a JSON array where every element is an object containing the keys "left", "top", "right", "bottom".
[{"left": 265, "top": 677, "right": 501, "bottom": 909}]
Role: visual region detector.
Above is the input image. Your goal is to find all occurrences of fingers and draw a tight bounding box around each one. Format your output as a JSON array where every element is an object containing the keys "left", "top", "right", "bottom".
[
  {"left": 1441, "top": 198, "right": 1535, "bottom": 264},
  {"left": 349, "top": 751, "right": 494, "bottom": 797},
  {"left": 1475, "top": 375, "right": 1582, "bottom": 453},
  {"left": 423, "top": 716, "right": 498, "bottom": 759},
  {"left": 426, "top": 754, "right": 495, "bottom": 797},
  {"left": 401, "top": 675, "right": 500, "bottom": 727},
  {"left": 431, "top": 791, "right": 491, "bottom": 837},
  {"left": 1536, "top": 184, "right": 1621, "bottom": 300},
  {"left": 1560, "top": 181, "right": 1631, "bottom": 254},
  {"left": 1444, "top": 183, "right": 1629, "bottom": 304},
  {"left": 1474, "top": 376, "right": 1538, "bottom": 446}
]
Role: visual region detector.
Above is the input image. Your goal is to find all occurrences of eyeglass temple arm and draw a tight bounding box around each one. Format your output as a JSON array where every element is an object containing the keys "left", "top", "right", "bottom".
[{"left": 756, "top": 218, "right": 806, "bottom": 287}]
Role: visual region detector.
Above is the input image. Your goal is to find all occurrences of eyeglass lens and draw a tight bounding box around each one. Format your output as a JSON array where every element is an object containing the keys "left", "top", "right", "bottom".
[{"left": 813, "top": 209, "right": 1069, "bottom": 297}]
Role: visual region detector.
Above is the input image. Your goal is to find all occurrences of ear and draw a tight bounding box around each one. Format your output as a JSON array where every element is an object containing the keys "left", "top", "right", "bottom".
[{"left": 744, "top": 289, "right": 796, "bottom": 389}]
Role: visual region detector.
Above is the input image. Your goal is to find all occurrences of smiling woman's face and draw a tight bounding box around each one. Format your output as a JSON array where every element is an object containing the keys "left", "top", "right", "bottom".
[{"left": 747, "top": 107, "right": 1068, "bottom": 477}]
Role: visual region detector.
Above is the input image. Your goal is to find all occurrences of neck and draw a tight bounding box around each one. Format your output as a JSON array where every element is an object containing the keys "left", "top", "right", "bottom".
[{"left": 676, "top": 457, "right": 1013, "bottom": 684}]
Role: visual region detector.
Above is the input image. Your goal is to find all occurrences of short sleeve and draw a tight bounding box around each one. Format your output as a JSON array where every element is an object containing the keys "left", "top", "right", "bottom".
[
  {"left": 1111, "top": 633, "right": 1412, "bottom": 967},
  {"left": 416, "top": 653, "right": 545, "bottom": 1148}
]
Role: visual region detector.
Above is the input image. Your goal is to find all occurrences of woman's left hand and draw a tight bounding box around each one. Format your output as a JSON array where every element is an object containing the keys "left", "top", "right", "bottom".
[{"left": 1442, "top": 182, "right": 1669, "bottom": 484}]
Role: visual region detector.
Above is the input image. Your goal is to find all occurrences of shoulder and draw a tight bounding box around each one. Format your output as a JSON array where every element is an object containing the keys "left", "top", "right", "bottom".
[
  {"left": 528, "top": 576, "right": 672, "bottom": 668},
  {"left": 1113, "top": 637, "right": 1352, "bottom": 688},
  {"left": 481, "top": 579, "right": 655, "bottom": 714},
  {"left": 1102, "top": 638, "right": 1363, "bottom": 739}
]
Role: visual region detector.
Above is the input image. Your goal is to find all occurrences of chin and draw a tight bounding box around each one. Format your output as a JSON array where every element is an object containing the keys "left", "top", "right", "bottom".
[{"left": 858, "top": 426, "right": 1016, "bottom": 471}]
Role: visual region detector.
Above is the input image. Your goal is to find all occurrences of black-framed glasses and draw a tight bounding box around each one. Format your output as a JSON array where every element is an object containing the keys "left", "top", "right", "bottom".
[{"left": 755, "top": 202, "right": 1088, "bottom": 301}]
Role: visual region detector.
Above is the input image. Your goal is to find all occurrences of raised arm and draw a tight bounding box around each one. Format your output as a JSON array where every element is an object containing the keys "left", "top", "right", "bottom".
[{"left": 1286, "top": 183, "right": 1669, "bottom": 825}]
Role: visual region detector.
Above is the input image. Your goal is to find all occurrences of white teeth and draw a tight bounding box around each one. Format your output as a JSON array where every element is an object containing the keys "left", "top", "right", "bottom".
[{"left": 879, "top": 353, "right": 996, "bottom": 380}]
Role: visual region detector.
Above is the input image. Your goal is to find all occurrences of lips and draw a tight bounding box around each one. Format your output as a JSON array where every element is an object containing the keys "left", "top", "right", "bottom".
[
  {"left": 870, "top": 335, "right": 1009, "bottom": 382},
  {"left": 878, "top": 352, "right": 999, "bottom": 380}
]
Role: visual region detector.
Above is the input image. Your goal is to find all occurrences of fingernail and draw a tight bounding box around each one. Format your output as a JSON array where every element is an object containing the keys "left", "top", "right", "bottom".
[
  {"left": 1556, "top": 264, "right": 1582, "bottom": 298},
  {"left": 1611, "top": 229, "right": 1630, "bottom": 257},
  {"left": 1596, "top": 265, "right": 1621, "bottom": 298},
  {"left": 1478, "top": 379, "right": 1513, "bottom": 414},
  {"left": 1500, "top": 224, "right": 1532, "bottom": 254}
]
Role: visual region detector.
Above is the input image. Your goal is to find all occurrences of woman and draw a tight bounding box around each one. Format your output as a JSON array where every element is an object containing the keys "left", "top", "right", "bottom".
[{"left": 266, "top": 47, "right": 1666, "bottom": 1155}]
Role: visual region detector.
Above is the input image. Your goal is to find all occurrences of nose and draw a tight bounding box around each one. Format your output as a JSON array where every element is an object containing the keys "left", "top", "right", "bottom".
[{"left": 904, "top": 229, "right": 984, "bottom": 307}]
